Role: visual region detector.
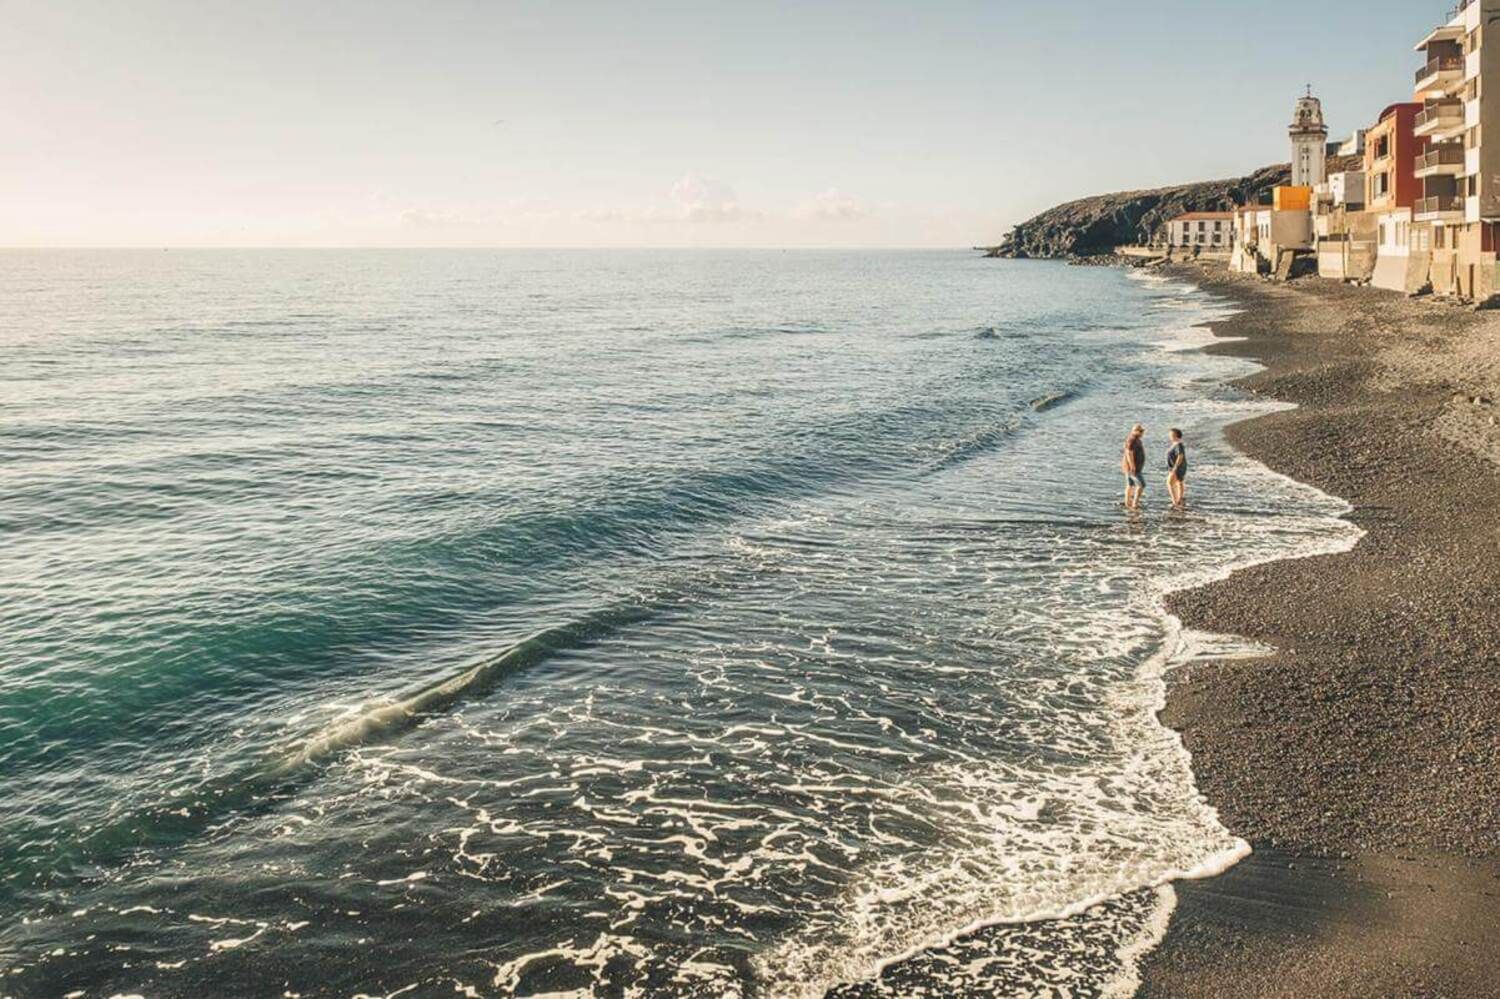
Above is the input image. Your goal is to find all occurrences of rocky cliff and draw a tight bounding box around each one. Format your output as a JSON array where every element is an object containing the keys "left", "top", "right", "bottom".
[{"left": 986, "top": 158, "right": 1360, "bottom": 259}]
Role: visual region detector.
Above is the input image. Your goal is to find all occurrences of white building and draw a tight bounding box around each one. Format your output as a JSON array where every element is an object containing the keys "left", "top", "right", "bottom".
[
  {"left": 1166, "top": 212, "right": 1232, "bottom": 249},
  {"left": 1329, "top": 170, "right": 1365, "bottom": 208},
  {"left": 1373, "top": 207, "right": 1421, "bottom": 293},
  {"left": 1337, "top": 129, "right": 1369, "bottom": 156}
]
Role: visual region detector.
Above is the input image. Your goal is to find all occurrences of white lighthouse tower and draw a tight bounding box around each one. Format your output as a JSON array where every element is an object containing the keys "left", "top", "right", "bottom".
[{"left": 1289, "top": 87, "right": 1328, "bottom": 188}]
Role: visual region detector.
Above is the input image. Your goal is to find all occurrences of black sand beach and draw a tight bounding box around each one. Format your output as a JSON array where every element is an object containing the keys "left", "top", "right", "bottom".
[{"left": 1142, "top": 265, "right": 1500, "bottom": 997}]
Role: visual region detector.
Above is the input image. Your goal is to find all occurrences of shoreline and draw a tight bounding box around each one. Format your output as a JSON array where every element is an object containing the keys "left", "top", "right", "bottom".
[
  {"left": 828, "top": 265, "right": 1363, "bottom": 997},
  {"left": 1139, "top": 263, "right": 1500, "bottom": 996}
]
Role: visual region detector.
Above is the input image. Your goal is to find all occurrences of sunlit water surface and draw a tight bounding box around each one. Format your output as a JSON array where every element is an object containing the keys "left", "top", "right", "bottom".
[{"left": 0, "top": 251, "right": 1356, "bottom": 997}]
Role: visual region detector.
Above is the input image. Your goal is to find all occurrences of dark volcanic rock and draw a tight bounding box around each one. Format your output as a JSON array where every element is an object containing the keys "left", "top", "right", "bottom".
[{"left": 985, "top": 158, "right": 1359, "bottom": 260}]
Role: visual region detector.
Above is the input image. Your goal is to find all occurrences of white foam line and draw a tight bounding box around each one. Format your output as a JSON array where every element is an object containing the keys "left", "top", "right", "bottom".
[
  {"left": 862, "top": 842, "right": 1246, "bottom": 982},
  {"left": 847, "top": 269, "right": 1364, "bottom": 996},
  {"left": 1102, "top": 885, "right": 1178, "bottom": 999},
  {"left": 1111, "top": 271, "right": 1365, "bottom": 977}
]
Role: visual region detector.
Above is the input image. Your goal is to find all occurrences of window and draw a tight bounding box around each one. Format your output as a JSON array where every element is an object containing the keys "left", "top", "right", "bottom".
[{"left": 1379, "top": 223, "right": 1388, "bottom": 244}]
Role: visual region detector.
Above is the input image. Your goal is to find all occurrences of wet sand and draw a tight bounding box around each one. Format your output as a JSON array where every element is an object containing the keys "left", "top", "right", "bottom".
[{"left": 1141, "top": 264, "right": 1500, "bottom": 997}]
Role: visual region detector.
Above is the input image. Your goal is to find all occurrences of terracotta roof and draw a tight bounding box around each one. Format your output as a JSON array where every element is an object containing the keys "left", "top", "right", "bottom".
[{"left": 1171, "top": 211, "right": 1234, "bottom": 221}]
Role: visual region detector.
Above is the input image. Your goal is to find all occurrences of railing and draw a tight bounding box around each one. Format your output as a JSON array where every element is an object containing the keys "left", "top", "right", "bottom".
[
  {"left": 1417, "top": 194, "right": 1461, "bottom": 214},
  {"left": 1416, "top": 145, "right": 1466, "bottom": 171},
  {"left": 1415, "top": 100, "right": 1464, "bottom": 128},
  {"left": 1416, "top": 56, "right": 1464, "bottom": 84}
]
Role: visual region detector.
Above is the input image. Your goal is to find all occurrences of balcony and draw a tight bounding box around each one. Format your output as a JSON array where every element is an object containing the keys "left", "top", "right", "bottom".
[
  {"left": 1414, "top": 144, "right": 1467, "bottom": 178},
  {"left": 1414, "top": 99, "right": 1465, "bottom": 138},
  {"left": 1415, "top": 55, "right": 1464, "bottom": 95},
  {"left": 1415, "top": 194, "right": 1463, "bottom": 220}
]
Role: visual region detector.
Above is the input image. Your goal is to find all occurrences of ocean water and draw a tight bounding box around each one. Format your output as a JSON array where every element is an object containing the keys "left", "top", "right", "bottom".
[{"left": 0, "top": 250, "right": 1358, "bottom": 997}]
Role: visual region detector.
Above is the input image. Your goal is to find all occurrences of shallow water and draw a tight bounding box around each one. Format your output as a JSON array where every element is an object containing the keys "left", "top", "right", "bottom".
[{"left": 0, "top": 250, "right": 1357, "bottom": 996}]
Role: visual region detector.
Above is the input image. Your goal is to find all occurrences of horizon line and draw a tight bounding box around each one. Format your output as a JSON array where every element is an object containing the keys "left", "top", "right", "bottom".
[{"left": 0, "top": 244, "right": 995, "bottom": 253}]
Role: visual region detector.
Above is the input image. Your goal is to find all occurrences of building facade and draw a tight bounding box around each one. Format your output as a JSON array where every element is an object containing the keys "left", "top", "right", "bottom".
[
  {"left": 1166, "top": 212, "right": 1232, "bottom": 249},
  {"left": 1315, "top": 166, "right": 1374, "bottom": 281},
  {"left": 1365, "top": 103, "right": 1425, "bottom": 211},
  {"left": 1364, "top": 102, "right": 1430, "bottom": 292},
  {"left": 1329, "top": 170, "right": 1366, "bottom": 207},
  {"left": 1232, "top": 95, "right": 1326, "bottom": 277},
  {"left": 1414, "top": 0, "right": 1500, "bottom": 301},
  {"left": 1290, "top": 91, "right": 1330, "bottom": 187}
]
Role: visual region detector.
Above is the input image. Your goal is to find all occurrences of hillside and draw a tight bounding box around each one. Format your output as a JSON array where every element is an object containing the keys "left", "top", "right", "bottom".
[{"left": 986, "top": 157, "right": 1359, "bottom": 259}]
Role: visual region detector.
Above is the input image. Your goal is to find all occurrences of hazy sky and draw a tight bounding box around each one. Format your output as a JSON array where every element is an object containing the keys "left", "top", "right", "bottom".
[{"left": 1, "top": 0, "right": 1451, "bottom": 248}]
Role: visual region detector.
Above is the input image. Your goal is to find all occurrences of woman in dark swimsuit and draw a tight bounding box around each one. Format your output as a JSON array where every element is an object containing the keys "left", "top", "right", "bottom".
[{"left": 1166, "top": 428, "right": 1187, "bottom": 508}]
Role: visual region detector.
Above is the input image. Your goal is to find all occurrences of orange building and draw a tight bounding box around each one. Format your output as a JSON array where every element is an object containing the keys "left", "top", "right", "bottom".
[
  {"left": 1272, "top": 186, "right": 1311, "bottom": 211},
  {"left": 1364, "top": 103, "right": 1426, "bottom": 212},
  {"left": 1366, "top": 102, "right": 1432, "bottom": 293}
]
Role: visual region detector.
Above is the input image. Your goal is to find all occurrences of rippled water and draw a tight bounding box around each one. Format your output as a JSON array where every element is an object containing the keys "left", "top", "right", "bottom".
[{"left": 0, "top": 250, "right": 1357, "bottom": 996}]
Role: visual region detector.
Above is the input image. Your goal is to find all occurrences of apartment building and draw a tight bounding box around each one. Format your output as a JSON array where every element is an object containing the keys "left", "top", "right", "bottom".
[
  {"left": 1414, "top": 0, "right": 1500, "bottom": 301},
  {"left": 1365, "top": 102, "right": 1429, "bottom": 292}
]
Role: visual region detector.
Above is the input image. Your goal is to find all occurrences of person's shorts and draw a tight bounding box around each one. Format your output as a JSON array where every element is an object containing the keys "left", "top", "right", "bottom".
[
  {"left": 1126, "top": 473, "right": 1147, "bottom": 489},
  {"left": 1171, "top": 468, "right": 1187, "bottom": 482}
]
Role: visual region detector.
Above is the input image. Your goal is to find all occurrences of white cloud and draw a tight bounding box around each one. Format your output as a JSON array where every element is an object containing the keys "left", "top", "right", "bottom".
[
  {"left": 396, "top": 200, "right": 567, "bottom": 230},
  {"left": 558, "top": 177, "right": 876, "bottom": 234},
  {"left": 571, "top": 174, "right": 755, "bottom": 226},
  {"left": 668, "top": 174, "right": 747, "bottom": 223},
  {"left": 400, "top": 208, "right": 464, "bottom": 229},
  {"left": 794, "top": 187, "right": 869, "bottom": 221}
]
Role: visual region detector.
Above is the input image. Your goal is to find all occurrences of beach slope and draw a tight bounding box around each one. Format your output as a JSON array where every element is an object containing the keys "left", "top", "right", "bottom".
[{"left": 1141, "top": 266, "right": 1500, "bottom": 996}]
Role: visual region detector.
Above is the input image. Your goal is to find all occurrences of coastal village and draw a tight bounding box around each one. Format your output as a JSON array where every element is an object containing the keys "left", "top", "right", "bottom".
[{"left": 1164, "top": 0, "right": 1500, "bottom": 303}]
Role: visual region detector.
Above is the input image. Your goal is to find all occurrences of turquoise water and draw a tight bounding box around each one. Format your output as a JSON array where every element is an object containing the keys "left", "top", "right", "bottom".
[{"left": 0, "top": 251, "right": 1353, "bottom": 996}]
